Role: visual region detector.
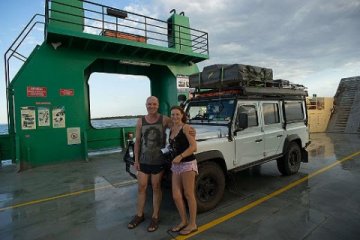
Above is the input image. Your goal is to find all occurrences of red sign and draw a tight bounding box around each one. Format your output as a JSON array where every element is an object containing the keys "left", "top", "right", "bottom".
[
  {"left": 60, "top": 89, "right": 74, "bottom": 96},
  {"left": 27, "top": 87, "right": 47, "bottom": 97}
]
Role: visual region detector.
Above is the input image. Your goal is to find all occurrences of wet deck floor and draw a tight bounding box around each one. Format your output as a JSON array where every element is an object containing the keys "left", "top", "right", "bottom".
[{"left": 1, "top": 133, "right": 360, "bottom": 240}]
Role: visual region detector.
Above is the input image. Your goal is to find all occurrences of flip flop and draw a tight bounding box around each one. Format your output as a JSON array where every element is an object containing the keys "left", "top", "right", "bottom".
[
  {"left": 179, "top": 227, "right": 198, "bottom": 235},
  {"left": 170, "top": 224, "right": 187, "bottom": 233}
]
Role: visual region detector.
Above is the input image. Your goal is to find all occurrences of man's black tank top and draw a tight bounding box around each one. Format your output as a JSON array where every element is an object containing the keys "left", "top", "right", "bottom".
[{"left": 139, "top": 115, "right": 166, "bottom": 165}]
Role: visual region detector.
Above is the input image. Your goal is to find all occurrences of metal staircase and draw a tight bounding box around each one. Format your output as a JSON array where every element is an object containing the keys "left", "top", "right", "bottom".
[{"left": 327, "top": 77, "right": 360, "bottom": 133}]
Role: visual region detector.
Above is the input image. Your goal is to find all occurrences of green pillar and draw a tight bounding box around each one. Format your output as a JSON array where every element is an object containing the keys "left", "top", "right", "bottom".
[
  {"left": 167, "top": 11, "right": 192, "bottom": 52},
  {"left": 148, "top": 65, "right": 177, "bottom": 116}
]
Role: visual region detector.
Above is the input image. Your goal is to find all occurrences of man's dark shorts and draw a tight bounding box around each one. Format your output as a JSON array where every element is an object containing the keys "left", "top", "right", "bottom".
[{"left": 139, "top": 163, "right": 165, "bottom": 175}]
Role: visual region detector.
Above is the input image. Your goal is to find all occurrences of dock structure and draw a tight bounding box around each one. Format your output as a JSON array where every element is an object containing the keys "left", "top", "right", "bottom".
[
  {"left": 327, "top": 76, "right": 360, "bottom": 133},
  {"left": 307, "top": 96, "right": 334, "bottom": 133},
  {"left": 3, "top": 0, "right": 209, "bottom": 169}
]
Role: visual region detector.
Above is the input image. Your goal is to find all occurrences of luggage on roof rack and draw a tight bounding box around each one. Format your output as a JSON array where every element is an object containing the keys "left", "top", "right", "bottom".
[
  {"left": 189, "top": 64, "right": 226, "bottom": 89},
  {"left": 223, "top": 64, "right": 273, "bottom": 83},
  {"left": 273, "top": 79, "right": 291, "bottom": 88},
  {"left": 189, "top": 64, "right": 273, "bottom": 89}
]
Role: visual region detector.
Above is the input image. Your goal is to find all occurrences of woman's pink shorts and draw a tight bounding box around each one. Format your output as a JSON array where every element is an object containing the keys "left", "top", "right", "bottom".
[{"left": 171, "top": 160, "right": 198, "bottom": 175}]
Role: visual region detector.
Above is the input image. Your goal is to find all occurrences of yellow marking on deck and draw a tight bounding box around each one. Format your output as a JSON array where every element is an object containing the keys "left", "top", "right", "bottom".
[
  {"left": 0, "top": 179, "right": 137, "bottom": 212},
  {"left": 175, "top": 150, "right": 360, "bottom": 239}
]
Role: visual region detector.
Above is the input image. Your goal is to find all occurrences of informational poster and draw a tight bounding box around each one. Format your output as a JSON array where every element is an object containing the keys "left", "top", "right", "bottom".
[
  {"left": 38, "top": 107, "right": 50, "bottom": 127},
  {"left": 67, "top": 127, "right": 81, "bottom": 145},
  {"left": 21, "top": 107, "right": 36, "bottom": 130},
  {"left": 176, "top": 75, "right": 189, "bottom": 89},
  {"left": 52, "top": 107, "right": 66, "bottom": 128}
]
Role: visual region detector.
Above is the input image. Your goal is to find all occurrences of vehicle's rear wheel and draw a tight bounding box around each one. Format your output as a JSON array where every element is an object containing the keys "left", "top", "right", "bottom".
[
  {"left": 277, "top": 142, "right": 302, "bottom": 175},
  {"left": 195, "top": 162, "right": 225, "bottom": 213}
]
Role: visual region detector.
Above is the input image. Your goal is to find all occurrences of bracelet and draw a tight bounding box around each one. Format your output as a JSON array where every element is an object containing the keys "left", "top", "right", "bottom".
[{"left": 180, "top": 154, "right": 184, "bottom": 159}]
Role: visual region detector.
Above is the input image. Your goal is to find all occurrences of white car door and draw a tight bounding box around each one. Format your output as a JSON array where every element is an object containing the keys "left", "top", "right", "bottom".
[
  {"left": 261, "top": 101, "right": 285, "bottom": 157},
  {"left": 234, "top": 101, "right": 265, "bottom": 166}
]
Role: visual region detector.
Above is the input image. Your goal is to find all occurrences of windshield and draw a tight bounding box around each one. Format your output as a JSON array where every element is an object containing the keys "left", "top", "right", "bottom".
[{"left": 186, "top": 99, "right": 236, "bottom": 125}]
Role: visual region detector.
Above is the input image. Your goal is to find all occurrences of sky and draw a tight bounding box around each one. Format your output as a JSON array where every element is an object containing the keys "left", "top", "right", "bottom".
[{"left": 0, "top": 0, "right": 359, "bottom": 124}]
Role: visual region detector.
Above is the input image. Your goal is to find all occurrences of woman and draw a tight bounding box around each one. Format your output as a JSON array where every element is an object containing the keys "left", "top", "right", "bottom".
[{"left": 168, "top": 106, "right": 198, "bottom": 235}]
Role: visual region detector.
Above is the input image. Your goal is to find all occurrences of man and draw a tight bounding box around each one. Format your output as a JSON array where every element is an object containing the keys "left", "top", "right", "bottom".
[{"left": 127, "top": 96, "right": 172, "bottom": 232}]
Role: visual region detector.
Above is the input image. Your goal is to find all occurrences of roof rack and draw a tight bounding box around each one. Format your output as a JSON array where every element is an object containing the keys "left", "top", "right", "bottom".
[
  {"left": 190, "top": 63, "right": 308, "bottom": 98},
  {"left": 192, "top": 86, "right": 308, "bottom": 99},
  {"left": 243, "top": 86, "right": 308, "bottom": 96}
]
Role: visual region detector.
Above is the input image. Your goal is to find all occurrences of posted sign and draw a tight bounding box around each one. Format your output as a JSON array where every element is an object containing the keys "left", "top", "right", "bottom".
[
  {"left": 27, "top": 87, "right": 47, "bottom": 97},
  {"left": 60, "top": 89, "right": 74, "bottom": 96}
]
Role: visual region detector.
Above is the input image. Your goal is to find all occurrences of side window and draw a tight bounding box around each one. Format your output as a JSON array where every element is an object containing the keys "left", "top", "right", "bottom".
[
  {"left": 263, "top": 103, "right": 280, "bottom": 125},
  {"left": 238, "top": 105, "right": 258, "bottom": 127},
  {"left": 284, "top": 101, "right": 304, "bottom": 122}
]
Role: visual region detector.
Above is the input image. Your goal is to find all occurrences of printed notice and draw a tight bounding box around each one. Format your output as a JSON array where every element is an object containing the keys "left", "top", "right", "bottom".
[
  {"left": 21, "top": 107, "right": 36, "bottom": 130},
  {"left": 60, "top": 89, "right": 74, "bottom": 96},
  {"left": 27, "top": 86, "right": 47, "bottom": 97},
  {"left": 177, "top": 75, "right": 189, "bottom": 89},
  {"left": 38, "top": 107, "right": 50, "bottom": 126},
  {"left": 52, "top": 107, "right": 66, "bottom": 128},
  {"left": 67, "top": 127, "right": 81, "bottom": 145}
]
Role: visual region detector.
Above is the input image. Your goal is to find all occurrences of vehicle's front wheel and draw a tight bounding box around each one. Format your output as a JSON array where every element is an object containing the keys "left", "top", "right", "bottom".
[
  {"left": 277, "top": 142, "right": 302, "bottom": 175},
  {"left": 195, "top": 161, "right": 225, "bottom": 213}
]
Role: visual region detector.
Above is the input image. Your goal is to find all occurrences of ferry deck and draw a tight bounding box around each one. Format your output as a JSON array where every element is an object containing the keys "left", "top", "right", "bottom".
[
  {"left": 1, "top": 132, "right": 360, "bottom": 240},
  {"left": 2, "top": 1, "right": 360, "bottom": 239}
]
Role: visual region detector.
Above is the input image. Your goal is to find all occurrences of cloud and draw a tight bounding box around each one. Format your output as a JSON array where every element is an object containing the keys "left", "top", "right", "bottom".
[{"left": 144, "top": 0, "right": 359, "bottom": 95}]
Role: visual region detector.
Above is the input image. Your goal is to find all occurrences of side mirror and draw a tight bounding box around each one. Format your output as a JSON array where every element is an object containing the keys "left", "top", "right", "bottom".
[{"left": 236, "top": 113, "right": 248, "bottom": 131}]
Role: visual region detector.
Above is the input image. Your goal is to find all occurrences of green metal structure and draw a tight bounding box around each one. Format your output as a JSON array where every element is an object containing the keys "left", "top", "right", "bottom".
[{"left": 3, "top": 0, "right": 208, "bottom": 169}]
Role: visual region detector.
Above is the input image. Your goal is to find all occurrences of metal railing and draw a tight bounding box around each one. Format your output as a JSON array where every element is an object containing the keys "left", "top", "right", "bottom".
[
  {"left": 45, "top": 0, "right": 208, "bottom": 54},
  {"left": 4, "top": 0, "right": 209, "bottom": 90},
  {"left": 4, "top": 14, "right": 45, "bottom": 91},
  {"left": 3, "top": 14, "right": 45, "bottom": 128}
]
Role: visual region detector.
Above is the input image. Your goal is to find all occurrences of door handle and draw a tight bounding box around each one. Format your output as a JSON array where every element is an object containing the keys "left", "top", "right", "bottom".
[
  {"left": 255, "top": 139, "right": 263, "bottom": 143},
  {"left": 277, "top": 135, "right": 283, "bottom": 138}
]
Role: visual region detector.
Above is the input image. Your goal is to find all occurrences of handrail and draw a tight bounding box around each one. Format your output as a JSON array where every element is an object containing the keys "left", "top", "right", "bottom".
[
  {"left": 3, "top": 14, "right": 45, "bottom": 129},
  {"left": 45, "top": 0, "right": 208, "bottom": 53},
  {"left": 4, "top": 14, "right": 45, "bottom": 88}
]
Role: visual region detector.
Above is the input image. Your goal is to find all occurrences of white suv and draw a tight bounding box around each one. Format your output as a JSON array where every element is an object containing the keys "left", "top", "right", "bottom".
[{"left": 185, "top": 87, "right": 310, "bottom": 212}]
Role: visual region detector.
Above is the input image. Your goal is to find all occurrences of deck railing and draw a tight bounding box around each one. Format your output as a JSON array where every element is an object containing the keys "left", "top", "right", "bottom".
[{"left": 45, "top": 0, "right": 208, "bottom": 54}]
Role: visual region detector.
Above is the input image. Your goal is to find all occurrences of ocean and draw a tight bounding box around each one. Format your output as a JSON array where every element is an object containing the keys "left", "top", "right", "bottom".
[
  {"left": 0, "top": 118, "right": 138, "bottom": 135},
  {"left": 0, "top": 124, "right": 8, "bottom": 135},
  {"left": 91, "top": 118, "right": 137, "bottom": 128}
]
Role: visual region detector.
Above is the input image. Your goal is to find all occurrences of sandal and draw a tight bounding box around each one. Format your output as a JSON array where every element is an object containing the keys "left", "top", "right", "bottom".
[
  {"left": 128, "top": 215, "right": 145, "bottom": 229},
  {"left": 170, "top": 223, "right": 187, "bottom": 232},
  {"left": 179, "top": 227, "right": 198, "bottom": 235},
  {"left": 147, "top": 217, "right": 159, "bottom": 232}
]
